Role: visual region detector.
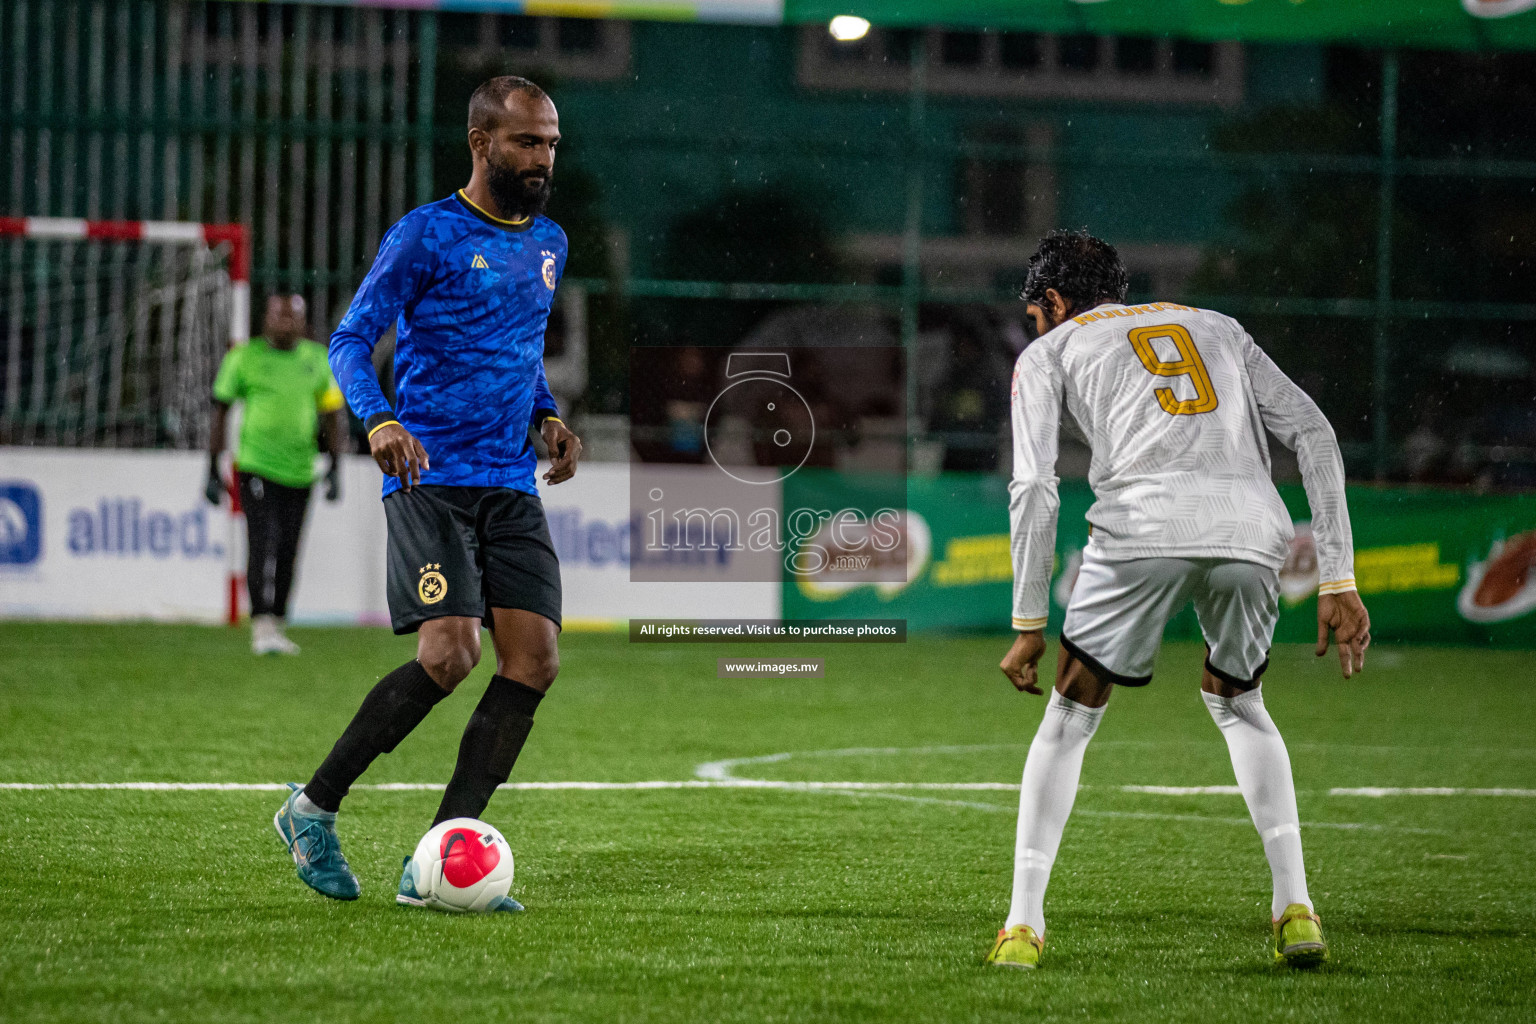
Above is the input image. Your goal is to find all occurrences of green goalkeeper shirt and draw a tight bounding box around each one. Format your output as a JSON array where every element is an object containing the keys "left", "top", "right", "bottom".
[{"left": 212, "top": 337, "right": 345, "bottom": 488}]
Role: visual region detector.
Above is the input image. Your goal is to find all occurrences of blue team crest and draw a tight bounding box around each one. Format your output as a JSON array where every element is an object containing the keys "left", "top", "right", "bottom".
[{"left": 540, "top": 251, "right": 557, "bottom": 290}]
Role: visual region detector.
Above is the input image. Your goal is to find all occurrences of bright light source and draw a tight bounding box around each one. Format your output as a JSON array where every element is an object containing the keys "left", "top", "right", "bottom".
[{"left": 828, "top": 15, "right": 871, "bottom": 42}]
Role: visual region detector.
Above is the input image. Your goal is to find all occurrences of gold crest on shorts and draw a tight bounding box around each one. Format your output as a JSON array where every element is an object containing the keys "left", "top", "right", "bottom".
[
  {"left": 541, "top": 250, "right": 557, "bottom": 290},
  {"left": 418, "top": 563, "right": 447, "bottom": 604}
]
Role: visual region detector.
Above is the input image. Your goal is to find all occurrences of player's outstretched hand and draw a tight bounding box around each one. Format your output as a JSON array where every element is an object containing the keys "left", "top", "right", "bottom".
[
  {"left": 369, "top": 422, "right": 429, "bottom": 491},
  {"left": 1000, "top": 630, "right": 1047, "bottom": 695},
  {"left": 1316, "top": 590, "right": 1370, "bottom": 679},
  {"left": 541, "top": 419, "right": 583, "bottom": 485}
]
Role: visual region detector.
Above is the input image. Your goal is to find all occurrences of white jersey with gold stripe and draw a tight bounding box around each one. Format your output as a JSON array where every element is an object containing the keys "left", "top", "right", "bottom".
[{"left": 1008, "top": 301, "right": 1356, "bottom": 630}]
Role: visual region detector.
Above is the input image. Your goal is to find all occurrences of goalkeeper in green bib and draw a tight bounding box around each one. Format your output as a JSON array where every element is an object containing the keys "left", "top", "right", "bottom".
[{"left": 207, "top": 293, "right": 347, "bottom": 655}]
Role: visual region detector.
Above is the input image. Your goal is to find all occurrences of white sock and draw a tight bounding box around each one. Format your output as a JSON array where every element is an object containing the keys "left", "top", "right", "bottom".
[
  {"left": 293, "top": 790, "right": 334, "bottom": 820},
  {"left": 1005, "top": 690, "right": 1105, "bottom": 934},
  {"left": 1202, "top": 687, "right": 1311, "bottom": 919}
]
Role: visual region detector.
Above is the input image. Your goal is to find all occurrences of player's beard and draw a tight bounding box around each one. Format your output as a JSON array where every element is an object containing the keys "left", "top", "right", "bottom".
[{"left": 486, "top": 155, "right": 552, "bottom": 220}]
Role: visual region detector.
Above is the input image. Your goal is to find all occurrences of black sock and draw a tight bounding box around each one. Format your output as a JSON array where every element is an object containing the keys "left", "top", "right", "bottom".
[
  {"left": 432, "top": 676, "right": 544, "bottom": 826},
  {"left": 304, "top": 660, "right": 447, "bottom": 813}
]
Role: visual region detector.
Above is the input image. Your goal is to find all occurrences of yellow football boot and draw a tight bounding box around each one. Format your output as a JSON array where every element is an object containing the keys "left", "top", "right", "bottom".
[
  {"left": 1273, "top": 903, "right": 1328, "bottom": 967},
  {"left": 985, "top": 925, "right": 1044, "bottom": 969}
]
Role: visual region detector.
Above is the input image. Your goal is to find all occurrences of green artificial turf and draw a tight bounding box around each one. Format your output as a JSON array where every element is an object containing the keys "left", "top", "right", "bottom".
[{"left": 1, "top": 622, "right": 1533, "bottom": 1023}]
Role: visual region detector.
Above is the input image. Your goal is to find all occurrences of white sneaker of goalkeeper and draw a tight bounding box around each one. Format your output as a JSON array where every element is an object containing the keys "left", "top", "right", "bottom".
[{"left": 251, "top": 614, "right": 301, "bottom": 656}]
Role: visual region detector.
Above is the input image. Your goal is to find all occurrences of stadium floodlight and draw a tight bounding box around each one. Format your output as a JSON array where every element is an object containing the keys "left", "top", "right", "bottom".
[{"left": 828, "top": 16, "right": 871, "bottom": 42}]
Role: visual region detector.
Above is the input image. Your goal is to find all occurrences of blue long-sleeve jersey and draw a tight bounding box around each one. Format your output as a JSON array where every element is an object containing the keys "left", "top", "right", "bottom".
[{"left": 330, "top": 191, "right": 565, "bottom": 498}]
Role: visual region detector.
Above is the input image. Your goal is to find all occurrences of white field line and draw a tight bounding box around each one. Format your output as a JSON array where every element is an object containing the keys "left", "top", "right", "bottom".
[
  {"left": 2, "top": 744, "right": 1530, "bottom": 801},
  {"left": 0, "top": 781, "right": 1016, "bottom": 792},
  {"left": 1328, "top": 786, "right": 1536, "bottom": 798},
  {"left": 2, "top": 781, "right": 1531, "bottom": 799}
]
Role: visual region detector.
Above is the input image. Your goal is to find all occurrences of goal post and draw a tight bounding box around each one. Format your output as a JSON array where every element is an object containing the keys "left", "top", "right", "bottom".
[
  {"left": 0, "top": 216, "right": 250, "bottom": 449},
  {"left": 0, "top": 216, "right": 249, "bottom": 336},
  {"left": 0, "top": 216, "right": 252, "bottom": 624}
]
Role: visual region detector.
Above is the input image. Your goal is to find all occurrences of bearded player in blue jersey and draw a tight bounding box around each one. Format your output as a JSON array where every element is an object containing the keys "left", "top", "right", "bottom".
[{"left": 272, "top": 77, "right": 583, "bottom": 911}]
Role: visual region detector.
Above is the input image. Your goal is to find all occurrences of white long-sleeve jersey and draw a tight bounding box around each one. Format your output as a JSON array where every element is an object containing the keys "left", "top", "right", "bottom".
[{"left": 1008, "top": 301, "right": 1356, "bottom": 630}]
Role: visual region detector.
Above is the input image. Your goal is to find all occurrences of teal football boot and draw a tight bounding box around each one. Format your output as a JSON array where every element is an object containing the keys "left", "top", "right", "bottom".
[
  {"left": 488, "top": 893, "right": 525, "bottom": 913},
  {"left": 396, "top": 856, "right": 427, "bottom": 908},
  {"left": 272, "top": 783, "right": 360, "bottom": 901},
  {"left": 396, "top": 855, "right": 524, "bottom": 913}
]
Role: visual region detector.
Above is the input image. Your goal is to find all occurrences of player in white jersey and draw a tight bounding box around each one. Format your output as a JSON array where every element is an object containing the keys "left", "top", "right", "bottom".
[{"left": 984, "top": 231, "right": 1371, "bottom": 971}]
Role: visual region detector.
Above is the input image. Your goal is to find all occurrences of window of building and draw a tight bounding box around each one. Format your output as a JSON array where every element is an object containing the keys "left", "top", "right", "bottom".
[
  {"left": 964, "top": 154, "right": 1028, "bottom": 237},
  {"left": 498, "top": 16, "right": 540, "bottom": 50},
  {"left": 557, "top": 18, "right": 602, "bottom": 55},
  {"left": 1173, "top": 40, "right": 1216, "bottom": 77},
  {"left": 1114, "top": 37, "right": 1158, "bottom": 75},
  {"left": 956, "top": 123, "right": 1056, "bottom": 242},
  {"left": 798, "top": 27, "right": 1243, "bottom": 106},
  {"left": 440, "top": 12, "right": 483, "bottom": 48},
  {"left": 1058, "top": 34, "right": 1100, "bottom": 72},
  {"left": 884, "top": 29, "right": 920, "bottom": 66},
  {"left": 999, "top": 33, "right": 1042, "bottom": 73},
  {"left": 184, "top": 12, "right": 629, "bottom": 81},
  {"left": 941, "top": 31, "right": 985, "bottom": 67},
  {"left": 477, "top": 16, "right": 628, "bottom": 79}
]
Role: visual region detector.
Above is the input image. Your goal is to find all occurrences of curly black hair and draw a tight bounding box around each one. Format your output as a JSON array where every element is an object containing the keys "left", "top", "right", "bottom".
[{"left": 1019, "top": 229, "right": 1129, "bottom": 315}]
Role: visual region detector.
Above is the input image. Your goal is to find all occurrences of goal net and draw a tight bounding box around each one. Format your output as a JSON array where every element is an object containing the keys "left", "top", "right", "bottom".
[{"left": 0, "top": 218, "right": 249, "bottom": 450}]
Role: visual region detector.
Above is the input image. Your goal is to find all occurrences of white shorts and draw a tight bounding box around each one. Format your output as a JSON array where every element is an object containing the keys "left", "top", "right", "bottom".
[{"left": 1061, "top": 554, "right": 1280, "bottom": 687}]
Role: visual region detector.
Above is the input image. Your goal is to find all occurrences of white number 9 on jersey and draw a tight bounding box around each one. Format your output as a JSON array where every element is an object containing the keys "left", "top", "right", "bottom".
[{"left": 1127, "top": 324, "right": 1220, "bottom": 416}]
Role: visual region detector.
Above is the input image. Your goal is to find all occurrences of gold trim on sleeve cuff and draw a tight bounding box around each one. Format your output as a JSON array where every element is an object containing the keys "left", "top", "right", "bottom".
[
  {"left": 1317, "top": 578, "right": 1357, "bottom": 595},
  {"left": 366, "top": 419, "right": 400, "bottom": 440},
  {"left": 1012, "top": 616, "right": 1048, "bottom": 631}
]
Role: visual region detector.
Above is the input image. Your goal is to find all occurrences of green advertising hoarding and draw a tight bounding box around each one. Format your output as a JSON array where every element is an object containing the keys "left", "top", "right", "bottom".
[{"left": 783, "top": 470, "right": 1536, "bottom": 646}]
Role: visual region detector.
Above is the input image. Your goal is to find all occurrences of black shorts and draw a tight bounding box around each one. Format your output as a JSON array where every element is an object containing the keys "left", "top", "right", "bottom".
[{"left": 383, "top": 485, "right": 562, "bottom": 635}]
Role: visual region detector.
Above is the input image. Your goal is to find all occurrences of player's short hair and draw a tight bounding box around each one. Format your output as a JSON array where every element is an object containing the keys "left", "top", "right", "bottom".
[
  {"left": 468, "top": 76, "right": 549, "bottom": 132},
  {"left": 1020, "top": 229, "right": 1129, "bottom": 314}
]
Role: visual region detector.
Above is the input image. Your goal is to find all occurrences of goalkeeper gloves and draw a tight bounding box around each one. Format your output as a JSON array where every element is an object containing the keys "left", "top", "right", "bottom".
[
  {"left": 324, "top": 458, "right": 341, "bottom": 502},
  {"left": 204, "top": 455, "right": 225, "bottom": 506}
]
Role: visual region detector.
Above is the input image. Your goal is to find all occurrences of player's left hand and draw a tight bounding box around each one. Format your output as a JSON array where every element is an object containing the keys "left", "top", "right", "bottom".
[
  {"left": 1316, "top": 590, "right": 1370, "bottom": 679},
  {"left": 1001, "top": 630, "right": 1047, "bottom": 695},
  {"left": 541, "top": 418, "right": 583, "bottom": 485},
  {"left": 324, "top": 460, "right": 341, "bottom": 503}
]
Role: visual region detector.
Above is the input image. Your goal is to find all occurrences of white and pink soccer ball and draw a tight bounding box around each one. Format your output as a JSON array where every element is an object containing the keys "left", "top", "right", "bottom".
[{"left": 407, "top": 818, "right": 515, "bottom": 913}]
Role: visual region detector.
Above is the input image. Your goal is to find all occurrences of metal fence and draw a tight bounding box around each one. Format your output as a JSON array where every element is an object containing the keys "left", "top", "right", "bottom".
[
  {"left": 4, "top": 0, "right": 1534, "bottom": 485},
  {"left": 2, "top": 0, "right": 435, "bottom": 335}
]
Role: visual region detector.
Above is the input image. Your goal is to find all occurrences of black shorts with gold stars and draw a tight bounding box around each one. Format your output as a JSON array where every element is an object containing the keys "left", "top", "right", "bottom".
[{"left": 382, "top": 485, "right": 562, "bottom": 635}]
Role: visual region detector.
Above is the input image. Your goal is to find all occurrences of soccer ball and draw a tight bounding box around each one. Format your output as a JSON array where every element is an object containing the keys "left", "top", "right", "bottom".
[{"left": 406, "top": 817, "right": 515, "bottom": 913}]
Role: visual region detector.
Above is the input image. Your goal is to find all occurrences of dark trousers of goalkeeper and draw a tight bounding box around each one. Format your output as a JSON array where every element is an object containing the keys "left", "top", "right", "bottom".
[{"left": 239, "top": 472, "right": 312, "bottom": 625}]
